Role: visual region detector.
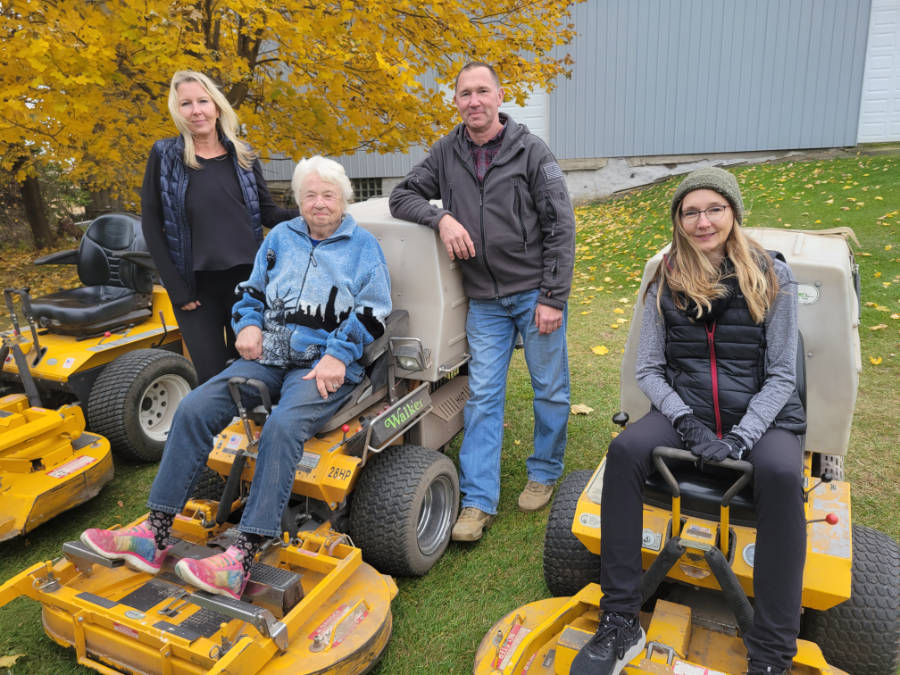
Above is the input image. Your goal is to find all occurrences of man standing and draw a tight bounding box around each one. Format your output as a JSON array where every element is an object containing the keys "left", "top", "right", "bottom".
[{"left": 389, "top": 62, "right": 575, "bottom": 542}]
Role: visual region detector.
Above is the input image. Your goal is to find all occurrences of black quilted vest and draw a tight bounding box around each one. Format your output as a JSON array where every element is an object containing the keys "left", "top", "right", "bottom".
[{"left": 659, "top": 261, "right": 806, "bottom": 438}]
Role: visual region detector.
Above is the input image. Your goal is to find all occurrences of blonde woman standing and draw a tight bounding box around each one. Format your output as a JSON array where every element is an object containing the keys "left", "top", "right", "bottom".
[
  {"left": 141, "top": 71, "right": 297, "bottom": 382},
  {"left": 572, "top": 167, "right": 806, "bottom": 675}
]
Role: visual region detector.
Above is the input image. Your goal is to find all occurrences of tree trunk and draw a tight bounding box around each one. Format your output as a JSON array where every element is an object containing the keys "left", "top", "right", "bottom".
[
  {"left": 20, "top": 174, "right": 53, "bottom": 249},
  {"left": 84, "top": 189, "right": 125, "bottom": 220}
]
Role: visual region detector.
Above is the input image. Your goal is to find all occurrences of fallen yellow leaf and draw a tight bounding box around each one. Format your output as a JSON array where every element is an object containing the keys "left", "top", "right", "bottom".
[
  {"left": 869, "top": 324, "right": 888, "bottom": 331},
  {"left": 0, "top": 655, "right": 22, "bottom": 668},
  {"left": 613, "top": 307, "right": 624, "bottom": 314},
  {"left": 869, "top": 356, "right": 882, "bottom": 365},
  {"left": 591, "top": 345, "right": 609, "bottom": 355},
  {"left": 571, "top": 403, "right": 594, "bottom": 415}
]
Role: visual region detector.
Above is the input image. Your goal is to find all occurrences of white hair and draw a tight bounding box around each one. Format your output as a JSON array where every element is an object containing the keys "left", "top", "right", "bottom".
[{"left": 291, "top": 156, "right": 353, "bottom": 208}]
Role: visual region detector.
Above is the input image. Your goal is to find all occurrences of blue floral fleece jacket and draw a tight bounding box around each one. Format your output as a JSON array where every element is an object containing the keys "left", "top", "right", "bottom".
[{"left": 231, "top": 213, "right": 391, "bottom": 383}]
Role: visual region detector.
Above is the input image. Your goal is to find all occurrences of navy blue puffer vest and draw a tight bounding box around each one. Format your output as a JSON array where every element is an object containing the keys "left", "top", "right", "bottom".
[{"left": 156, "top": 135, "right": 263, "bottom": 294}]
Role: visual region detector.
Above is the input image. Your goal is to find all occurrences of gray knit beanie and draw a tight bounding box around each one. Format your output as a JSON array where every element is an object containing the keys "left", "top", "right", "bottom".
[{"left": 670, "top": 166, "right": 744, "bottom": 224}]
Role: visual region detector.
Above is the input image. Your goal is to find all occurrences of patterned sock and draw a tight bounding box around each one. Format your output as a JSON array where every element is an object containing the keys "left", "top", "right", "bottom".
[
  {"left": 233, "top": 532, "right": 264, "bottom": 575},
  {"left": 147, "top": 510, "right": 175, "bottom": 550}
]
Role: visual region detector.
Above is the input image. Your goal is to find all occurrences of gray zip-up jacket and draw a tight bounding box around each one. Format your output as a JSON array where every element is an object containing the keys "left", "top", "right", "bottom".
[{"left": 389, "top": 114, "right": 575, "bottom": 310}]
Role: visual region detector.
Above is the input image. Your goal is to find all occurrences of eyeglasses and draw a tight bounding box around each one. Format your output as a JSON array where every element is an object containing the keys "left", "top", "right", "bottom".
[{"left": 681, "top": 204, "right": 730, "bottom": 225}]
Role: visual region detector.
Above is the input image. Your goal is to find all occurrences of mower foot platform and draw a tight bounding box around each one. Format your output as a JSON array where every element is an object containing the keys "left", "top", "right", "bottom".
[
  {"left": 191, "top": 591, "right": 289, "bottom": 650},
  {"left": 63, "top": 537, "right": 305, "bottom": 618}
]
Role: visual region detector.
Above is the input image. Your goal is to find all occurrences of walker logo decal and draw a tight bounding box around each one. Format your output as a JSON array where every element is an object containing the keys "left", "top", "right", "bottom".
[
  {"left": 369, "top": 387, "right": 431, "bottom": 448},
  {"left": 47, "top": 455, "right": 97, "bottom": 478}
]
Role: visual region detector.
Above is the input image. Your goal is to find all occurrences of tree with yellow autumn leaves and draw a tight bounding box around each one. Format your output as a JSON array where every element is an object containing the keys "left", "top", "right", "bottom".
[{"left": 0, "top": 0, "right": 581, "bottom": 246}]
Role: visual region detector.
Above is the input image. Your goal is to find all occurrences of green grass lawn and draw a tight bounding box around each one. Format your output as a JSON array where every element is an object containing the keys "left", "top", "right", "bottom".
[{"left": 0, "top": 153, "right": 897, "bottom": 673}]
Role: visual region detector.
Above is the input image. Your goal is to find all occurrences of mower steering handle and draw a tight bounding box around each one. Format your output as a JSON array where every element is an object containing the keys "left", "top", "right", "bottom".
[
  {"left": 652, "top": 446, "right": 754, "bottom": 507},
  {"left": 226, "top": 377, "right": 273, "bottom": 415}
]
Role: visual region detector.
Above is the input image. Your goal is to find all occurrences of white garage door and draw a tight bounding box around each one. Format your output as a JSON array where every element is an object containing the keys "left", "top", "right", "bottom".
[
  {"left": 501, "top": 88, "right": 549, "bottom": 145},
  {"left": 858, "top": 0, "right": 900, "bottom": 142}
]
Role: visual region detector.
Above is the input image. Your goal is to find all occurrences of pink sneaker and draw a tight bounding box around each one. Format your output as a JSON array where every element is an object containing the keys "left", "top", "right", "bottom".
[
  {"left": 174, "top": 545, "right": 250, "bottom": 601},
  {"left": 80, "top": 522, "right": 170, "bottom": 574}
]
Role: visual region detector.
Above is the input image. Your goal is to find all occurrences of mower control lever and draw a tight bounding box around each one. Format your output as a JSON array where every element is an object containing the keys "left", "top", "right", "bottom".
[
  {"left": 217, "top": 377, "right": 274, "bottom": 525},
  {"left": 804, "top": 471, "right": 834, "bottom": 500},
  {"left": 3, "top": 289, "right": 45, "bottom": 367}
]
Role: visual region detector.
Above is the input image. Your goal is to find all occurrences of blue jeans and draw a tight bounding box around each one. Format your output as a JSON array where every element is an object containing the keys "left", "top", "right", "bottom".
[
  {"left": 147, "top": 358, "right": 353, "bottom": 536},
  {"left": 458, "top": 289, "right": 570, "bottom": 514}
]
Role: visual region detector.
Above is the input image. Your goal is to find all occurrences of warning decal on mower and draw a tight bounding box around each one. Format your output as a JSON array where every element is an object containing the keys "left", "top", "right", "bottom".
[
  {"left": 298, "top": 452, "right": 320, "bottom": 471},
  {"left": 495, "top": 622, "right": 531, "bottom": 669},
  {"left": 309, "top": 602, "right": 369, "bottom": 648},
  {"left": 47, "top": 455, "right": 97, "bottom": 478},
  {"left": 113, "top": 622, "right": 140, "bottom": 640},
  {"left": 673, "top": 661, "right": 725, "bottom": 675}
]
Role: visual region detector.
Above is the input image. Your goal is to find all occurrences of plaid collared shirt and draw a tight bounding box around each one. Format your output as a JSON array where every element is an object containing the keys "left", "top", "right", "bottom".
[{"left": 466, "top": 124, "right": 506, "bottom": 183}]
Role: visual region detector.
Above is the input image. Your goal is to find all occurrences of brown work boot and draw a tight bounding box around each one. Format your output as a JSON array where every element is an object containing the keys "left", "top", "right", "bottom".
[
  {"left": 451, "top": 507, "right": 495, "bottom": 542},
  {"left": 518, "top": 480, "right": 555, "bottom": 512}
]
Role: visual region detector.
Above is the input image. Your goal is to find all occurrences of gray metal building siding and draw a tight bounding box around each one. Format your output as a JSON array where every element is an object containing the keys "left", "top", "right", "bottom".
[
  {"left": 260, "top": 148, "right": 428, "bottom": 182},
  {"left": 265, "top": 0, "right": 873, "bottom": 180},
  {"left": 551, "top": 0, "right": 871, "bottom": 158}
]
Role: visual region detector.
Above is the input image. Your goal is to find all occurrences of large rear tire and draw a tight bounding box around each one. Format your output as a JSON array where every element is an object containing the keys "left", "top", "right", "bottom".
[
  {"left": 543, "top": 469, "right": 601, "bottom": 597},
  {"left": 801, "top": 524, "right": 900, "bottom": 675},
  {"left": 350, "top": 444, "right": 459, "bottom": 577},
  {"left": 88, "top": 348, "right": 196, "bottom": 462}
]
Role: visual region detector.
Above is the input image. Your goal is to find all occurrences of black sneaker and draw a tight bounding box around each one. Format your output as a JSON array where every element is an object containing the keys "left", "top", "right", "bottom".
[
  {"left": 570, "top": 611, "right": 646, "bottom": 675},
  {"left": 747, "top": 661, "right": 787, "bottom": 675}
]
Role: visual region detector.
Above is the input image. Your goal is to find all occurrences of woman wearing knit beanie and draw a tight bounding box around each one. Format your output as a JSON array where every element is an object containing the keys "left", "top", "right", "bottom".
[{"left": 571, "top": 167, "right": 806, "bottom": 675}]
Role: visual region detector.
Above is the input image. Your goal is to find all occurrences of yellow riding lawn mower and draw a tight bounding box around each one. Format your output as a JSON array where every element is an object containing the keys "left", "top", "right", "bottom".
[
  {"left": 474, "top": 229, "right": 900, "bottom": 675},
  {"left": 0, "top": 199, "right": 469, "bottom": 673},
  {"left": 0, "top": 214, "right": 195, "bottom": 541}
]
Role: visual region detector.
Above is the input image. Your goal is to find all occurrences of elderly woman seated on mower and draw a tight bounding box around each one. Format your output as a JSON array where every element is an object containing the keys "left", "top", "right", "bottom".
[
  {"left": 81, "top": 156, "right": 391, "bottom": 600},
  {"left": 571, "top": 168, "right": 806, "bottom": 675}
]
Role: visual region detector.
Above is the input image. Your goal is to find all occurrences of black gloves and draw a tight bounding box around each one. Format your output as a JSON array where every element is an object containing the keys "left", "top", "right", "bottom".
[
  {"left": 674, "top": 414, "right": 717, "bottom": 449},
  {"left": 691, "top": 432, "right": 747, "bottom": 470}
]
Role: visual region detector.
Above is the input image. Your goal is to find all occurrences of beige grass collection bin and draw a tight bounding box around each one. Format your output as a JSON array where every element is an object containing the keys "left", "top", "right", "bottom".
[
  {"left": 347, "top": 197, "right": 469, "bottom": 383},
  {"left": 620, "top": 229, "right": 861, "bottom": 457}
]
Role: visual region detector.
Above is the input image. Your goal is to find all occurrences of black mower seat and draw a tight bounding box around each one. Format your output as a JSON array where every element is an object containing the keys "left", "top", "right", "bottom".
[
  {"left": 642, "top": 459, "right": 758, "bottom": 527},
  {"left": 30, "top": 214, "right": 155, "bottom": 336}
]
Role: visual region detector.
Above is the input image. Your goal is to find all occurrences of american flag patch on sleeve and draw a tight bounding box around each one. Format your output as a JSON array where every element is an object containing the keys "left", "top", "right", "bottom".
[{"left": 542, "top": 162, "right": 563, "bottom": 182}]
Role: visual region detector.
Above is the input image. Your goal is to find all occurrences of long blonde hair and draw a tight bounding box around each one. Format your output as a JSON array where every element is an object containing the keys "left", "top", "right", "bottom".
[
  {"left": 167, "top": 71, "right": 256, "bottom": 170},
  {"left": 654, "top": 207, "right": 778, "bottom": 323}
]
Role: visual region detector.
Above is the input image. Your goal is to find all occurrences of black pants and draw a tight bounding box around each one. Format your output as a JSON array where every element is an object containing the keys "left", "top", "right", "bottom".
[
  {"left": 598, "top": 410, "right": 805, "bottom": 669},
  {"left": 171, "top": 265, "right": 252, "bottom": 384}
]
